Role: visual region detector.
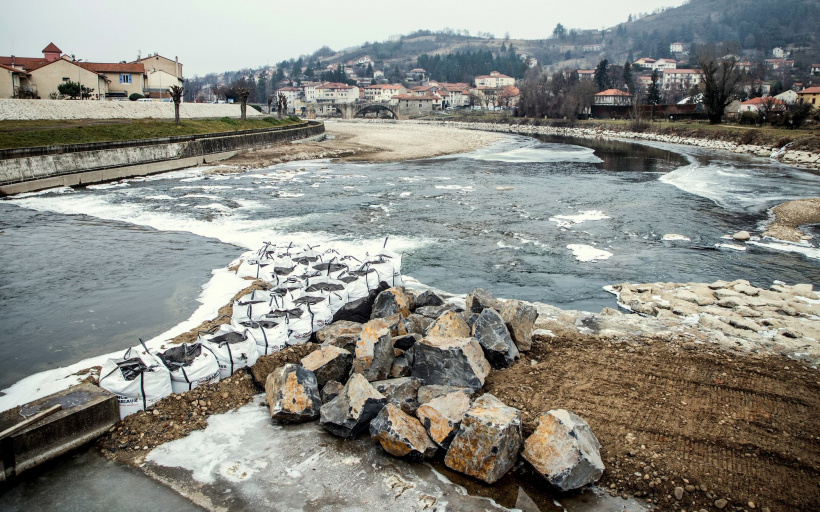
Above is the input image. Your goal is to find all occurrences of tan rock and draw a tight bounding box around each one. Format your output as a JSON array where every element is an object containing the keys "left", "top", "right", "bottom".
[
  {"left": 319, "top": 373, "right": 387, "bottom": 439},
  {"left": 426, "top": 310, "right": 471, "bottom": 338},
  {"left": 501, "top": 299, "right": 538, "bottom": 352},
  {"left": 351, "top": 319, "right": 395, "bottom": 381},
  {"left": 444, "top": 394, "right": 522, "bottom": 484},
  {"left": 370, "top": 287, "right": 413, "bottom": 319},
  {"left": 417, "top": 390, "right": 472, "bottom": 449},
  {"left": 300, "top": 345, "right": 353, "bottom": 387},
  {"left": 265, "top": 364, "right": 321, "bottom": 424}
]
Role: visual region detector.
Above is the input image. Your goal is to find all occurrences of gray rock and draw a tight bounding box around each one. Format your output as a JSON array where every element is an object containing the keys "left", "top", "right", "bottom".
[
  {"left": 389, "top": 355, "right": 411, "bottom": 378},
  {"left": 351, "top": 318, "right": 395, "bottom": 382},
  {"left": 415, "top": 290, "right": 445, "bottom": 308},
  {"left": 370, "top": 287, "right": 413, "bottom": 320},
  {"left": 408, "top": 336, "right": 491, "bottom": 391},
  {"left": 465, "top": 288, "right": 502, "bottom": 314},
  {"left": 332, "top": 282, "right": 389, "bottom": 324},
  {"left": 522, "top": 409, "right": 604, "bottom": 491},
  {"left": 416, "top": 390, "right": 472, "bottom": 449},
  {"left": 674, "top": 486, "right": 684, "bottom": 500},
  {"left": 473, "top": 308, "right": 519, "bottom": 369},
  {"left": 403, "top": 314, "right": 434, "bottom": 335},
  {"left": 444, "top": 394, "right": 523, "bottom": 484},
  {"left": 732, "top": 230, "right": 751, "bottom": 241},
  {"left": 426, "top": 310, "right": 472, "bottom": 338},
  {"left": 321, "top": 380, "right": 343, "bottom": 403},
  {"left": 300, "top": 345, "right": 353, "bottom": 388},
  {"left": 316, "top": 321, "right": 362, "bottom": 353},
  {"left": 417, "top": 384, "right": 474, "bottom": 405},
  {"left": 372, "top": 377, "right": 422, "bottom": 414},
  {"left": 369, "top": 403, "right": 438, "bottom": 461},
  {"left": 393, "top": 333, "right": 421, "bottom": 351},
  {"left": 319, "top": 373, "right": 387, "bottom": 439},
  {"left": 515, "top": 488, "right": 542, "bottom": 512},
  {"left": 415, "top": 304, "right": 463, "bottom": 319},
  {"left": 501, "top": 300, "right": 538, "bottom": 352},
  {"left": 265, "top": 364, "right": 321, "bottom": 424}
]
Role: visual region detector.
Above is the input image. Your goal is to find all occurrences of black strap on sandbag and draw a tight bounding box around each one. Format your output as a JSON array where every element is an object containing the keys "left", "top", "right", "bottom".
[
  {"left": 140, "top": 372, "right": 147, "bottom": 411},
  {"left": 181, "top": 366, "right": 191, "bottom": 391}
]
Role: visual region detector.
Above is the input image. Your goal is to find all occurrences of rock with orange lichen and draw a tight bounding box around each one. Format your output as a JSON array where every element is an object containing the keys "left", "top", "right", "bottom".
[
  {"left": 426, "top": 311, "right": 471, "bottom": 338},
  {"left": 416, "top": 390, "right": 472, "bottom": 449},
  {"left": 522, "top": 409, "right": 604, "bottom": 491},
  {"left": 264, "top": 364, "right": 321, "bottom": 424},
  {"left": 369, "top": 403, "right": 438, "bottom": 461},
  {"left": 372, "top": 377, "right": 421, "bottom": 414},
  {"left": 371, "top": 287, "right": 414, "bottom": 319},
  {"left": 351, "top": 318, "right": 395, "bottom": 381},
  {"left": 408, "top": 337, "right": 490, "bottom": 391},
  {"left": 443, "top": 394, "right": 522, "bottom": 484},
  {"left": 320, "top": 373, "right": 387, "bottom": 439},
  {"left": 300, "top": 345, "right": 353, "bottom": 387}
]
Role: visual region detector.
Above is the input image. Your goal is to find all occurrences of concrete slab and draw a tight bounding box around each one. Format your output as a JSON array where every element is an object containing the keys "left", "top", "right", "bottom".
[{"left": 0, "top": 383, "right": 118, "bottom": 481}]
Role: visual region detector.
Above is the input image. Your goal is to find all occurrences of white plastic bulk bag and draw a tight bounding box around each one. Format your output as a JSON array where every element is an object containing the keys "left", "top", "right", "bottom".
[
  {"left": 293, "top": 295, "right": 334, "bottom": 332},
  {"left": 156, "top": 343, "right": 221, "bottom": 394},
  {"left": 310, "top": 260, "right": 350, "bottom": 280},
  {"left": 348, "top": 265, "right": 383, "bottom": 292},
  {"left": 245, "top": 320, "right": 289, "bottom": 356},
  {"left": 369, "top": 250, "right": 403, "bottom": 286},
  {"left": 236, "top": 258, "right": 275, "bottom": 280},
  {"left": 235, "top": 289, "right": 272, "bottom": 307},
  {"left": 304, "top": 277, "right": 349, "bottom": 314},
  {"left": 280, "top": 306, "right": 313, "bottom": 345},
  {"left": 200, "top": 325, "right": 259, "bottom": 379},
  {"left": 339, "top": 274, "right": 368, "bottom": 301},
  {"left": 99, "top": 346, "right": 173, "bottom": 419}
]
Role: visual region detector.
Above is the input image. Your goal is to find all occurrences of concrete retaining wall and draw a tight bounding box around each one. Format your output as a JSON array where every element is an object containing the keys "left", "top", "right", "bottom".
[
  {"left": 0, "top": 121, "right": 324, "bottom": 195},
  {"left": 0, "top": 98, "right": 264, "bottom": 121}
]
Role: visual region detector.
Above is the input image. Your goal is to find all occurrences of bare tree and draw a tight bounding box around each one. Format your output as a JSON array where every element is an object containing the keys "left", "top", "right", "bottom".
[
  {"left": 267, "top": 94, "right": 274, "bottom": 114},
  {"left": 168, "top": 85, "right": 184, "bottom": 125},
  {"left": 236, "top": 87, "right": 251, "bottom": 120},
  {"left": 697, "top": 48, "right": 744, "bottom": 124}
]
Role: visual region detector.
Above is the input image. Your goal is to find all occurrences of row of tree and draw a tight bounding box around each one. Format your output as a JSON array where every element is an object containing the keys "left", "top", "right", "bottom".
[{"left": 416, "top": 50, "right": 528, "bottom": 84}]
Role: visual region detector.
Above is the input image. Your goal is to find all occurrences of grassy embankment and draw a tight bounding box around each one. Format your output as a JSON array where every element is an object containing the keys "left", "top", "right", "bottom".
[
  {"left": 0, "top": 116, "right": 303, "bottom": 150},
  {"left": 434, "top": 111, "right": 820, "bottom": 152}
]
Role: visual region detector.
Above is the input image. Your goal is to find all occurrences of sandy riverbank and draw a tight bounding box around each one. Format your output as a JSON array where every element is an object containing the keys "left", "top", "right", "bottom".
[
  {"left": 221, "top": 120, "right": 503, "bottom": 168},
  {"left": 764, "top": 197, "right": 820, "bottom": 241}
]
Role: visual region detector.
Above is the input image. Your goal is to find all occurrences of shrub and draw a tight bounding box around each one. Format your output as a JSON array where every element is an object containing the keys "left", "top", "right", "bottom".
[
  {"left": 288, "top": 115, "right": 301, "bottom": 122},
  {"left": 738, "top": 111, "right": 760, "bottom": 125},
  {"left": 129, "top": 93, "right": 144, "bottom": 101}
]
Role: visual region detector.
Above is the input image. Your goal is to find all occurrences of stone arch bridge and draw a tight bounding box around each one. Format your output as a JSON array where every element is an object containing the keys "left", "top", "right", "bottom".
[{"left": 306, "top": 102, "right": 401, "bottom": 120}]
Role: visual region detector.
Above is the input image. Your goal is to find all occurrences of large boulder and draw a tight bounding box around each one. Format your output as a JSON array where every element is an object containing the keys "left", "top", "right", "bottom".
[
  {"left": 416, "top": 390, "right": 472, "bottom": 449},
  {"left": 371, "top": 287, "right": 413, "bottom": 319},
  {"left": 389, "top": 355, "right": 411, "bottom": 378},
  {"left": 472, "top": 308, "right": 519, "bottom": 369},
  {"left": 393, "top": 333, "right": 421, "bottom": 351},
  {"left": 319, "top": 373, "right": 387, "bottom": 439},
  {"left": 351, "top": 318, "right": 395, "bottom": 382},
  {"left": 408, "top": 337, "right": 491, "bottom": 391},
  {"left": 417, "top": 385, "right": 474, "bottom": 405},
  {"left": 404, "top": 314, "right": 434, "bottom": 335},
  {"left": 522, "top": 410, "right": 605, "bottom": 491},
  {"left": 426, "top": 311, "right": 471, "bottom": 338},
  {"left": 465, "top": 288, "right": 502, "bottom": 314},
  {"left": 321, "top": 380, "right": 344, "bottom": 403},
  {"left": 444, "top": 394, "right": 523, "bottom": 484},
  {"left": 316, "top": 321, "right": 362, "bottom": 353},
  {"left": 369, "top": 403, "right": 438, "bottom": 462},
  {"left": 332, "top": 282, "right": 389, "bottom": 323},
  {"left": 415, "top": 290, "right": 445, "bottom": 308},
  {"left": 372, "top": 377, "right": 422, "bottom": 414},
  {"left": 501, "top": 300, "right": 538, "bottom": 352},
  {"left": 264, "top": 364, "right": 322, "bottom": 424},
  {"left": 415, "top": 304, "right": 463, "bottom": 319},
  {"left": 300, "top": 345, "right": 353, "bottom": 388}
]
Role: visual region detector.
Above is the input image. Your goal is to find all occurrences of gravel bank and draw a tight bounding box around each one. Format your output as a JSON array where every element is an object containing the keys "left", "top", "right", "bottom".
[
  {"left": 764, "top": 197, "right": 820, "bottom": 241},
  {"left": 0, "top": 99, "right": 262, "bottom": 120}
]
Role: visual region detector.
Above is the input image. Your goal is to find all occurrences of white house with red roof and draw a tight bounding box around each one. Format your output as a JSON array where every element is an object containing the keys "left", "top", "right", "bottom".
[
  {"left": 662, "top": 69, "right": 703, "bottom": 91},
  {"left": 594, "top": 89, "right": 632, "bottom": 106},
  {"left": 315, "top": 82, "right": 359, "bottom": 104},
  {"left": 474, "top": 71, "right": 514, "bottom": 88},
  {"left": 362, "top": 84, "right": 406, "bottom": 102},
  {"left": 739, "top": 96, "right": 786, "bottom": 113}
]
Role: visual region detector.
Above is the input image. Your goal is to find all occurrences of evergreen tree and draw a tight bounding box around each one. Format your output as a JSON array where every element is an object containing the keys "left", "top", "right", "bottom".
[
  {"left": 647, "top": 69, "right": 661, "bottom": 105},
  {"left": 593, "top": 59, "right": 611, "bottom": 91},
  {"left": 366, "top": 62, "right": 374, "bottom": 77},
  {"left": 623, "top": 61, "right": 634, "bottom": 92}
]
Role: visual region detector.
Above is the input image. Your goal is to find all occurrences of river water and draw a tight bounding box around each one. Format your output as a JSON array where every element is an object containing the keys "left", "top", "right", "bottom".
[{"left": 2, "top": 130, "right": 820, "bottom": 391}]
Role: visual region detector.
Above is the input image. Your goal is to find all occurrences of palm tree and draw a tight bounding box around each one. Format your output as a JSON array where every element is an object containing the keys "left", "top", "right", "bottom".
[{"left": 168, "top": 85, "right": 184, "bottom": 124}]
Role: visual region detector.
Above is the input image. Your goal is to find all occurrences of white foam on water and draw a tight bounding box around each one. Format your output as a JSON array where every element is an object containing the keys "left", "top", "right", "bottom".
[
  {"left": 144, "top": 195, "right": 176, "bottom": 201},
  {"left": 434, "top": 185, "right": 474, "bottom": 192},
  {"left": 274, "top": 192, "right": 305, "bottom": 198},
  {"left": 567, "top": 244, "right": 613, "bottom": 262},
  {"left": 662, "top": 234, "right": 691, "bottom": 241},
  {"left": 86, "top": 182, "right": 128, "bottom": 190},
  {"left": 463, "top": 137, "right": 603, "bottom": 164},
  {"left": 0, "top": 266, "right": 248, "bottom": 413},
  {"left": 496, "top": 240, "right": 521, "bottom": 250},
  {"left": 195, "top": 203, "right": 231, "bottom": 211},
  {"left": 549, "top": 210, "right": 611, "bottom": 228},
  {"left": 12, "top": 186, "right": 74, "bottom": 198},
  {"left": 748, "top": 239, "right": 820, "bottom": 260},
  {"left": 183, "top": 193, "right": 221, "bottom": 199}
]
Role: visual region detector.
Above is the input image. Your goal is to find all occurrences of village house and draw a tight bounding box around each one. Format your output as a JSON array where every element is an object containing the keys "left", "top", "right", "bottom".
[
  {"left": 27, "top": 58, "right": 110, "bottom": 99},
  {"left": 134, "top": 53, "right": 184, "bottom": 99},
  {"left": 0, "top": 63, "right": 32, "bottom": 98},
  {"left": 811, "top": 64, "right": 820, "bottom": 76},
  {"left": 765, "top": 59, "right": 794, "bottom": 71},
  {"left": 651, "top": 58, "right": 677, "bottom": 71},
  {"left": 393, "top": 94, "right": 439, "bottom": 115},
  {"left": 670, "top": 42, "right": 684, "bottom": 53},
  {"left": 276, "top": 86, "right": 301, "bottom": 113},
  {"left": 315, "top": 82, "right": 359, "bottom": 104},
  {"left": 300, "top": 81, "right": 322, "bottom": 102},
  {"left": 474, "top": 71, "right": 514, "bottom": 88},
  {"left": 78, "top": 61, "right": 146, "bottom": 99},
  {"left": 774, "top": 90, "right": 798, "bottom": 104},
  {"left": 594, "top": 89, "right": 632, "bottom": 106},
  {"left": 797, "top": 86, "right": 820, "bottom": 108},
  {"left": 662, "top": 69, "right": 702, "bottom": 91},
  {"left": 583, "top": 43, "right": 604, "bottom": 52},
  {"left": 772, "top": 47, "right": 785, "bottom": 58},
  {"left": 577, "top": 69, "right": 596, "bottom": 81},
  {"left": 739, "top": 96, "right": 787, "bottom": 113},
  {"left": 405, "top": 68, "right": 427, "bottom": 82},
  {"left": 362, "top": 84, "right": 406, "bottom": 102}
]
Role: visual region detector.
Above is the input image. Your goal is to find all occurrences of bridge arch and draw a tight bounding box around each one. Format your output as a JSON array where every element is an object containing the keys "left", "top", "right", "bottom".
[{"left": 353, "top": 104, "right": 398, "bottom": 119}]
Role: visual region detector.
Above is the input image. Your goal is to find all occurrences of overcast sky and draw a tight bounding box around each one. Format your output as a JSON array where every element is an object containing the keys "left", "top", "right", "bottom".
[{"left": 1, "top": 0, "right": 687, "bottom": 76}]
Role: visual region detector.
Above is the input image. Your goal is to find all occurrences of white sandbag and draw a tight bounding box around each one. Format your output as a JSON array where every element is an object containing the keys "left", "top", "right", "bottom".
[
  {"left": 304, "top": 276, "right": 349, "bottom": 314},
  {"left": 339, "top": 273, "right": 369, "bottom": 301},
  {"left": 156, "top": 343, "right": 221, "bottom": 394},
  {"left": 99, "top": 346, "right": 173, "bottom": 419},
  {"left": 368, "top": 250, "right": 403, "bottom": 286},
  {"left": 310, "top": 259, "right": 350, "bottom": 280},
  {"left": 293, "top": 294, "right": 334, "bottom": 332},
  {"left": 245, "top": 320, "right": 289, "bottom": 356},
  {"left": 200, "top": 325, "right": 259, "bottom": 379}
]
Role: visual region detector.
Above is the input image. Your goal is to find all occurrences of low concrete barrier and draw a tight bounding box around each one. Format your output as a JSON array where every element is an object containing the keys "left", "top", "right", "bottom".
[{"left": 0, "top": 121, "right": 324, "bottom": 195}]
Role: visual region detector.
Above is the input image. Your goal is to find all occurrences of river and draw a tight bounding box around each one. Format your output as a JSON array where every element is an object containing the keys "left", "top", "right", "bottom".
[{"left": 2, "top": 132, "right": 820, "bottom": 391}]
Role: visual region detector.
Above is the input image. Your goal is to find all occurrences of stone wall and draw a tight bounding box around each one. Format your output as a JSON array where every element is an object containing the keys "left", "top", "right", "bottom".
[
  {"left": 0, "top": 99, "right": 264, "bottom": 121},
  {"left": 0, "top": 122, "right": 324, "bottom": 195}
]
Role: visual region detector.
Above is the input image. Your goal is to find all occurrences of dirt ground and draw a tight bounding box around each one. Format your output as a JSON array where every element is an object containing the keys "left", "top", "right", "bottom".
[{"left": 469, "top": 332, "right": 820, "bottom": 512}]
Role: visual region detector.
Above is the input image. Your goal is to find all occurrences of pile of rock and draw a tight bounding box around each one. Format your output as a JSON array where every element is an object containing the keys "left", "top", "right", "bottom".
[
  {"left": 263, "top": 285, "right": 605, "bottom": 490},
  {"left": 610, "top": 280, "right": 820, "bottom": 361}
]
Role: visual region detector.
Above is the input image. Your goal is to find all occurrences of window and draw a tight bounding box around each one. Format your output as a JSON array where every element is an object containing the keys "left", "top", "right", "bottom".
[
  {"left": 119, "top": 74, "right": 132, "bottom": 84},
  {"left": 62, "top": 77, "right": 70, "bottom": 82}
]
